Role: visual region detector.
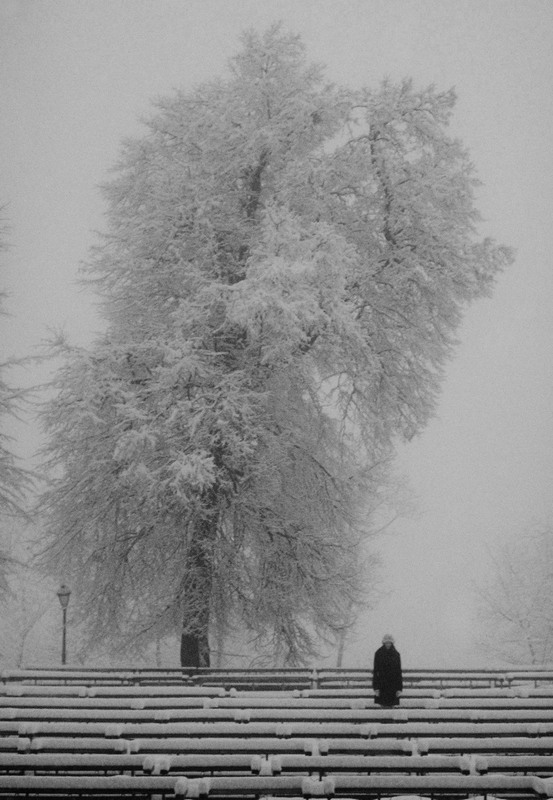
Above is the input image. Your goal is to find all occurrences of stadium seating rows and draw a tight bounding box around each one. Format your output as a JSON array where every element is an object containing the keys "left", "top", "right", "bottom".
[
  {"left": 4, "top": 667, "right": 553, "bottom": 688},
  {"left": 1, "top": 668, "right": 553, "bottom": 798}
]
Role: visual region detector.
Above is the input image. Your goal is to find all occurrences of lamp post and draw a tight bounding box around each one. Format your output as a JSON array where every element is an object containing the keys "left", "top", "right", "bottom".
[{"left": 56, "top": 585, "right": 71, "bottom": 665}]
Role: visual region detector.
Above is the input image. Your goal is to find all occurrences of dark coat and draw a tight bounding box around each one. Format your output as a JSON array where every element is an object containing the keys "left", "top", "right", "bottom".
[{"left": 373, "top": 644, "right": 402, "bottom": 707}]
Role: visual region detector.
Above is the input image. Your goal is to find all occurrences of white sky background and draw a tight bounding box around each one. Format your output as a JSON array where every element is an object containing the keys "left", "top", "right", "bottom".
[{"left": 1, "top": 0, "right": 553, "bottom": 668}]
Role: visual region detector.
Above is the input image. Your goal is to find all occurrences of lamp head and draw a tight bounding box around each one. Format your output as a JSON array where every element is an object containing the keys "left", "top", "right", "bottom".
[{"left": 57, "top": 584, "right": 71, "bottom": 610}]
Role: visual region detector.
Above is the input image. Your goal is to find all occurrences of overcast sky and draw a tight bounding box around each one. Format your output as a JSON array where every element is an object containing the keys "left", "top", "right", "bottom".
[{"left": 2, "top": 0, "right": 553, "bottom": 668}]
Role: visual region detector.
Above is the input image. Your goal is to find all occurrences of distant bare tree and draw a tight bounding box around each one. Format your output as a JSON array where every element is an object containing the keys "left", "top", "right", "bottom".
[
  {"left": 0, "top": 519, "right": 56, "bottom": 667},
  {"left": 476, "top": 525, "right": 553, "bottom": 665}
]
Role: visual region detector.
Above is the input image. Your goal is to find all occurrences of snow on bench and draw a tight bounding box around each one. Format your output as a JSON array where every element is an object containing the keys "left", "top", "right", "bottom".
[
  {"left": 0, "top": 774, "right": 182, "bottom": 796},
  {"left": 435, "top": 695, "right": 553, "bottom": 707},
  {"left": 0, "top": 752, "right": 259, "bottom": 775},
  {"left": 5, "top": 720, "right": 379, "bottom": 738},
  {"left": 0, "top": 752, "right": 472, "bottom": 777},
  {"left": 25, "top": 735, "right": 416, "bottom": 756},
  {"left": 0, "top": 682, "right": 226, "bottom": 698},
  {"left": 4, "top": 717, "right": 553, "bottom": 748},
  {"left": 28, "top": 736, "right": 131, "bottom": 753},
  {"left": 376, "top": 721, "right": 553, "bottom": 737},
  {"left": 251, "top": 753, "right": 471, "bottom": 776},
  {"left": 3, "top": 693, "right": 553, "bottom": 733},
  {"left": 5, "top": 705, "right": 553, "bottom": 730},
  {"left": 0, "top": 772, "right": 550, "bottom": 798},
  {"left": 0, "top": 736, "right": 30, "bottom": 752},
  {"left": 0, "top": 751, "right": 150, "bottom": 773},
  {"left": 5, "top": 667, "right": 553, "bottom": 690},
  {"left": 417, "top": 735, "right": 553, "bottom": 754},
  {"left": 475, "top": 755, "right": 553, "bottom": 775},
  {"left": 4, "top": 687, "right": 553, "bottom": 713}
]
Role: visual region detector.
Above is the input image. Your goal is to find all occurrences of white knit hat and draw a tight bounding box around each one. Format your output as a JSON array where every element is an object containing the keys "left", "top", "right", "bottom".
[{"left": 382, "top": 633, "right": 395, "bottom": 643}]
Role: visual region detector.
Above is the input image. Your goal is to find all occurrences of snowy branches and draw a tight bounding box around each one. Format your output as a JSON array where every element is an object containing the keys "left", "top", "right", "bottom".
[
  {"left": 476, "top": 525, "right": 553, "bottom": 665},
  {"left": 39, "top": 25, "right": 511, "bottom": 665}
]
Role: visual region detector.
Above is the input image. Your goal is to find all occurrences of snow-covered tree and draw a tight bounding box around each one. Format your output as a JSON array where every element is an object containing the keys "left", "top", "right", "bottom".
[
  {"left": 0, "top": 321, "right": 31, "bottom": 525},
  {"left": 0, "top": 519, "right": 57, "bottom": 667},
  {"left": 39, "top": 26, "right": 511, "bottom": 665},
  {"left": 476, "top": 525, "right": 553, "bottom": 665},
  {"left": 0, "top": 215, "right": 33, "bottom": 593}
]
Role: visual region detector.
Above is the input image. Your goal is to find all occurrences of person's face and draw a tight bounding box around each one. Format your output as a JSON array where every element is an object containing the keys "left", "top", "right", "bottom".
[{"left": 384, "top": 640, "right": 392, "bottom": 648}]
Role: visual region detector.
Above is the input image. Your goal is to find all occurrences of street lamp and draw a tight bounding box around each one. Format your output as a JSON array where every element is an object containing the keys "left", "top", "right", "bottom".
[{"left": 56, "top": 584, "right": 71, "bottom": 665}]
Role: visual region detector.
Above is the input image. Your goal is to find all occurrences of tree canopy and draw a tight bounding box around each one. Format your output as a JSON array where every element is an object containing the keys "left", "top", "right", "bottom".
[
  {"left": 0, "top": 216, "right": 35, "bottom": 596},
  {"left": 39, "top": 26, "right": 512, "bottom": 665},
  {"left": 0, "top": 295, "right": 27, "bottom": 527}
]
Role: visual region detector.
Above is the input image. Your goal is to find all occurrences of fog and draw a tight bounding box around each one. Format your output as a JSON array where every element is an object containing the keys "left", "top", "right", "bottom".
[{"left": 2, "top": 0, "right": 553, "bottom": 667}]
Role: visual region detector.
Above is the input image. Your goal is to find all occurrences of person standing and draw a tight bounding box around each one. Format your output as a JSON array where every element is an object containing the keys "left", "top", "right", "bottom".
[{"left": 373, "top": 634, "right": 403, "bottom": 707}]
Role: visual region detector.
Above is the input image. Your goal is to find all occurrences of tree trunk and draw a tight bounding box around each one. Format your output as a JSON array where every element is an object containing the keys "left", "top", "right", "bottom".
[
  {"left": 180, "top": 631, "right": 210, "bottom": 667},
  {"left": 180, "top": 505, "right": 217, "bottom": 668},
  {"left": 336, "top": 600, "right": 354, "bottom": 668},
  {"left": 336, "top": 629, "right": 346, "bottom": 668}
]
